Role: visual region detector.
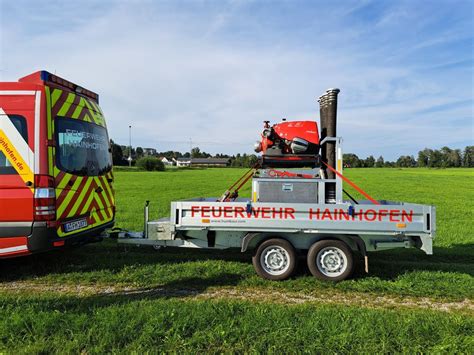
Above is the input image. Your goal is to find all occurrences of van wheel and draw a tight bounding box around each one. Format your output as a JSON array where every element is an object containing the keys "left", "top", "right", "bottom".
[
  {"left": 252, "top": 238, "right": 296, "bottom": 281},
  {"left": 307, "top": 240, "right": 354, "bottom": 281}
]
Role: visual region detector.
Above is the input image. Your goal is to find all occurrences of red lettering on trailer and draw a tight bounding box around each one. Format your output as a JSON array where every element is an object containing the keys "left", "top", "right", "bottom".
[
  {"left": 322, "top": 209, "right": 333, "bottom": 220},
  {"left": 224, "top": 206, "right": 233, "bottom": 218},
  {"left": 338, "top": 208, "right": 352, "bottom": 221},
  {"left": 191, "top": 206, "right": 200, "bottom": 217},
  {"left": 211, "top": 207, "right": 222, "bottom": 218},
  {"left": 309, "top": 208, "right": 320, "bottom": 220},
  {"left": 378, "top": 209, "right": 388, "bottom": 221},
  {"left": 201, "top": 206, "right": 210, "bottom": 218},
  {"left": 364, "top": 209, "right": 377, "bottom": 221},
  {"left": 250, "top": 207, "right": 260, "bottom": 218},
  {"left": 261, "top": 207, "right": 271, "bottom": 219},
  {"left": 285, "top": 208, "right": 295, "bottom": 219},
  {"left": 389, "top": 210, "right": 400, "bottom": 222},
  {"left": 402, "top": 210, "right": 413, "bottom": 222},
  {"left": 273, "top": 207, "right": 283, "bottom": 219},
  {"left": 189, "top": 205, "right": 413, "bottom": 223},
  {"left": 235, "top": 207, "right": 245, "bottom": 218}
]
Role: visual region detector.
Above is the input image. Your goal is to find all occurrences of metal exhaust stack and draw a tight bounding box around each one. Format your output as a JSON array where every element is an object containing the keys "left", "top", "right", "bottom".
[
  {"left": 318, "top": 88, "right": 340, "bottom": 202},
  {"left": 318, "top": 94, "right": 327, "bottom": 171}
]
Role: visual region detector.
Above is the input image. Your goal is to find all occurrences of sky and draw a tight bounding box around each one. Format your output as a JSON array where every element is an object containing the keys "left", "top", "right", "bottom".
[{"left": 0, "top": 0, "right": 472, "bottom": 160}]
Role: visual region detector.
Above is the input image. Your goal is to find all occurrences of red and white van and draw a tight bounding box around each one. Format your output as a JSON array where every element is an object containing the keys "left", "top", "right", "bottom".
[{"left": 0, "top": 71, "right": 115, "bottom": 258}]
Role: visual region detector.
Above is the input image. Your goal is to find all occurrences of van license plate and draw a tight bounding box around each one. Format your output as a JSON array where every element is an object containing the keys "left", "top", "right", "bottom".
[{"left": 63, "top": 218, "right": 88, "bottom": 232}]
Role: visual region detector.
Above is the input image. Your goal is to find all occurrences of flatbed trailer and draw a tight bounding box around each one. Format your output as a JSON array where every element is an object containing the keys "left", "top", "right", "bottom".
[{"left": 116, "top": 137, "right": 436, "bottom": 281}]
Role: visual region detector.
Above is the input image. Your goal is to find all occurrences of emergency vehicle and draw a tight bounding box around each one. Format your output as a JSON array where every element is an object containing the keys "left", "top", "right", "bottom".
[{"left": 0, "top": 71, "right": 115, "bottom": 258}]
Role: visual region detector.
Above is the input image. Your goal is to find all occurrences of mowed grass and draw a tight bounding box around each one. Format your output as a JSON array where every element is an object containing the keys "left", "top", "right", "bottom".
[
  {"left": 0, "top": 168, "right": 473, "bottom": 352},
  {"left": 1, "top": 295, "right": 472, "bottom": 353}
]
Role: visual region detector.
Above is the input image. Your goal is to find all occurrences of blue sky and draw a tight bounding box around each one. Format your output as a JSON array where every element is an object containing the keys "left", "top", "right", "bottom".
[{"left": 1, "top": 0, "right": 472, "bottom": 160}]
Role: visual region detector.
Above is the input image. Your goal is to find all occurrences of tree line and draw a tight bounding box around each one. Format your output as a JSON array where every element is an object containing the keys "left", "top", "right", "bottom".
[
  {"left": 110, "top": 140, "right": 473, "bottom": 168},
  {"left": 344, "top": 146, "right": 473, "bottom": 168},
  {"left": 110, "top": 141, "right": 259, "bottom": 167}
]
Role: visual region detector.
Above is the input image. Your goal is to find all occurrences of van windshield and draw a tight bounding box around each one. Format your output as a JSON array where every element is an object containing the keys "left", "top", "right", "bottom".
[{"left": 56, "top": 117, "right": 112, "bottom": 176}]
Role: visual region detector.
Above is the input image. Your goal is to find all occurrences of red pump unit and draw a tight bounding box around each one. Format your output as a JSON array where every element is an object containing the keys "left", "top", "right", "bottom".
[{"left": 254, "top": 120, "right": 320, "bottom": 168}]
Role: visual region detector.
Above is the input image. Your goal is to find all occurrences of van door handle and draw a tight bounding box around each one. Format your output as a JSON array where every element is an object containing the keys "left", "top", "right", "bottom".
[{"left": 25, "top": 181, "right": 33, "bottom": 187}]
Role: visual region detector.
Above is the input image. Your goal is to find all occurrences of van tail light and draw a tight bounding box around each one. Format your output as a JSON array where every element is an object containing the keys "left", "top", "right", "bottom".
[{"left": 34, "top": 175, "right": 56, "bottom": 221}]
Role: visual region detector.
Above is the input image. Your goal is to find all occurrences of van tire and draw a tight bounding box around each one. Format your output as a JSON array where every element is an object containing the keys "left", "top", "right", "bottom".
[
  {"left": 307, "top": 240, "right": 354, "bottom": 281},
  {"left": 252, "top": 238, "right": 296, "bottom": 281}
]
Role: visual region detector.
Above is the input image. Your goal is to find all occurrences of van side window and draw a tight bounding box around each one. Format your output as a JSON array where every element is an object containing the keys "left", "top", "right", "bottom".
[{"left": 0, "top": 115, "right": 28, "bottom": 175}]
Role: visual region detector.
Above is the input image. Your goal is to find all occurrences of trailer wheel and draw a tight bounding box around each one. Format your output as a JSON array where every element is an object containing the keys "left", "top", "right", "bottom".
[
  {"left": 252, "top": 238, "right": 296, "bottom": 281},
  {"left": 307, "top": 240, "right": 354, "bottom": 281}
]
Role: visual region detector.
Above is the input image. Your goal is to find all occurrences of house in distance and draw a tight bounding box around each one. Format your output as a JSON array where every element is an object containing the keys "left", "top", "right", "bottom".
[{"left": 175, "top": 157, "right": 230, "bottom": 167}]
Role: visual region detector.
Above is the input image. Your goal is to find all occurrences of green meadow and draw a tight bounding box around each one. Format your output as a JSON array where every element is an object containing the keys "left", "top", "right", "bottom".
[{"left": 0, "top": 168, "right": 472, "bottom": 353}]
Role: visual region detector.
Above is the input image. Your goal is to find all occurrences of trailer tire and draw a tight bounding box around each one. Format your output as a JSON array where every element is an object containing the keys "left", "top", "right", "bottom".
[
  {"left": 307, "top": 240, "right": 354, "bottom": 281},
  {"left": 252, "top": 238, "right": 297, "bottom": 281}
]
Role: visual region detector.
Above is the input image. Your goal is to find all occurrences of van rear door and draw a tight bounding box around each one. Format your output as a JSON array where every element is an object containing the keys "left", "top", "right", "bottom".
[
  {"left": 0, "top": 91, "right": 37, "bottom": 253},
  {"left": 48, "top": 88, "right": 114, "bottom": 237}
]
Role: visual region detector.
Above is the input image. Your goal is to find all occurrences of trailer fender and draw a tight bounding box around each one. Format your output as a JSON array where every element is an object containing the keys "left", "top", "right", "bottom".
[
  {"left": 346, "top": 235, "right": 367, "bottom": 257},
  {"left": 241, "top": 232, "right": 261, "bottom": 252},
  {"left": 345, "top": 235, "right": 368, "bottom": 273}
]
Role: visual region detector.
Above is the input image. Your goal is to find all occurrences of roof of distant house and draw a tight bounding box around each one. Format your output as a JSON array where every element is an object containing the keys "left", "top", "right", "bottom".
[{"left": 191, "top": 158, "right": 230, "bottom": 164}]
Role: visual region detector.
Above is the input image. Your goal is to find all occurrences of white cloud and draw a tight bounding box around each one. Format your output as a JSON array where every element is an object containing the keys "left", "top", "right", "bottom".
[{"left": 1, "top": 1, "right": 472, "bottom": 160}]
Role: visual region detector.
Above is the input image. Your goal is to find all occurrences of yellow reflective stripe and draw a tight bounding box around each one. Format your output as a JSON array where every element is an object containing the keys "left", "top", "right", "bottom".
[
  {"left": 84, "top": 99, "right": 105, "bottom": 126},
  {"left": 83, "top": 99, "right": 101, "bottom": 124},
  {"left": 51, "top": 89, "right": 62, "bottom": 107},
  {"left": 83, "top": 112, "right": 92, "bottom": 123},
  {"left": 100, "top": 176, "right": 114, "bottom": 204},
  {"left": 68, "top": 178, "right": 93, "bottom": 216},
  {"left": 80, "top": 189, "right": 95, "bottom": 215},
  {"left": 56, "top": 173, "right": 72, "bottom": 190},
  {"left": 90, "top": 100, "right": 101, "bottom": 114},
  {"left": 94, "top": 177, "right": 107, "bottom": 207},
  {"left": 0, "top": 129, "right": 34, "bottom": 192},
  {"left": 48, "top": 147, "right": 54, "bottom": 175},
  {"left": 57, "top": 93, "right": 75, "bottom": 116},
  {"left": 45, "top": 86, "right": 53, "bottom": 140},
  {"left": 71, "top": 98, "right": 84, "bottom": 118},
  {"left": 94, "top": 194, "right": 106, "bottom": 211},
  {"left": 56, "top": 176, "right": 83, "bottom": 217}
]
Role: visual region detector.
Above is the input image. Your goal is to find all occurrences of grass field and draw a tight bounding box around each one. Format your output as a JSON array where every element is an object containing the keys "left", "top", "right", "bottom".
[{"left": 1, "top": 168, "right": 473, "bottom": 353}]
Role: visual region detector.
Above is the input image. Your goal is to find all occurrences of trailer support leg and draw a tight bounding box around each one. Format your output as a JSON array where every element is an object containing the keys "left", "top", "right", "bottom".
[{"left": 207, "top": 230, "right": 216, "bottom": 248}]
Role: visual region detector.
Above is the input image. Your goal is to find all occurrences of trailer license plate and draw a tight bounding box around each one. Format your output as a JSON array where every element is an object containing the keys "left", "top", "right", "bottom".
[{"left": 63, "top": 218, "right": 88, "bottom": 232}]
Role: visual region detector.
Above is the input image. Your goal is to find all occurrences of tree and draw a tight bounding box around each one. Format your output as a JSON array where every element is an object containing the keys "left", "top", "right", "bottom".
[
  {"left": 122, "top": 146, "right": 136, "bottom": 160},
  {"left": 375, "top": 156, "right": 384, "bottom": 167},
  {"left": 343, "top": 153, "right": 361, "bottom": 168},
  {"left": 136, "top": 157, "right": 165, "bottom": 171},
  {"left": 396, "top": 155, "right": 416, "bottom": 168},
  {"left": 463, "top": 146, "right": 474, "bottom": 167},
  {"left": 417, "top": 148, "right": 431, "bottom": 167},
  {"left": 429, "top": 150, "right": 442, "bottom": 167},
  {"left": 110, "top": 140, "right": 125, "bottom": 166},
  {"left": 136, "top": 147, "right": 144, "bottom": 159},
  {"left": 191, "top": 147, "right": 201, "bottom": 158},
  {"left": 364, "top": 155, "right": 375, "bottom": 168},
  {"left": 449, "top": 149, "right": 462, "bottom": 167},
  {"left": 248, "top": 154, "right": 259, "bottom": 167}
]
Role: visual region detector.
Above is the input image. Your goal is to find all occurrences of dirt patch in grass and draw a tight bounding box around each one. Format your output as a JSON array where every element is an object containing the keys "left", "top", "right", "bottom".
[
  {"left": 196, "top": 287, "right": 474, "bottom": 314},
  {"left": 1, "top": 281, "right": 472, "bottom": 314}
]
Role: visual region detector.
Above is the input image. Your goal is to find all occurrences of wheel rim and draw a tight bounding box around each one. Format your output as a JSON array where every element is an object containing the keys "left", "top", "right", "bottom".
[
  {"left": 260, "top": 245, "right": 291, "bottom": 276},
  {"left": 316, "top": 246, "right": 348, "bottom": 277}
]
